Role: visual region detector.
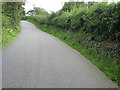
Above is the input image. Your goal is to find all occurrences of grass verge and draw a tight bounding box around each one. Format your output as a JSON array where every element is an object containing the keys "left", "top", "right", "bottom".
[{"left": 1, "top": 26, "right": 21, "bottom": 49}]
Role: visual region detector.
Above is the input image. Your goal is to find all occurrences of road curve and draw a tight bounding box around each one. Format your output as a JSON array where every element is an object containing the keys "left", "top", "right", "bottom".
[{"left": 2, "top": 21, "right": 118, "bottom": 88}]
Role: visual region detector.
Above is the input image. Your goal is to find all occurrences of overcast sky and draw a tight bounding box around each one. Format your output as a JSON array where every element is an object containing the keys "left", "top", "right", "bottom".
[{"left": 24, "top": 0, "right": 119, "bottom": 13}]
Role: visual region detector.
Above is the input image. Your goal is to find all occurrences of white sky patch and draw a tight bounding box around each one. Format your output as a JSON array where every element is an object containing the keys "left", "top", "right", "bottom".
[{"left": 24, "top": 0, "right": 119, "bottom": 13}]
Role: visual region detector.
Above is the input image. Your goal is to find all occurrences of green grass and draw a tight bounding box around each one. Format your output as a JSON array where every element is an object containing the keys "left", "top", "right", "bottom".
[
  {"left": 27, "top": 20, "right": 119, "bottom": 86},
  {"left": 1, "top": 26, "right": 21, "bottom": 49}
]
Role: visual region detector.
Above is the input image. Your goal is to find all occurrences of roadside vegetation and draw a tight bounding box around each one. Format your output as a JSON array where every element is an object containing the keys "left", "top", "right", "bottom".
[
  {"left": 23, "top": 1, "right": 120, "bottom": 85},
  {"left": 1, "top": 2, "right": 25, "bottom": 49}
]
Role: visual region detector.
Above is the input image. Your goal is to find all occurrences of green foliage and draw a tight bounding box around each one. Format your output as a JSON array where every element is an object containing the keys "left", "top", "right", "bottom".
[
  {"left": 22, "top": 7, "right": 50, "bottom": 25},
  {"left": 27, "top": 7, "right": 49, "bottom": 16},
  {"left": 2, "top": 27, "right": 20, "bottom": 49},
  {"left": 2, "top": 2, "right": 25, "bottom": 27},
  {"left": 1, "top": 2, "right": 25, "bottom": 48},
  {"left": 34, "top": 2, "right": 119, "bottom": 41},
  {"left": 69, "top": 7, "right": 87, "bottom": 31},
  {"left": 34, "top": 7, "right": 48, "bottom": 15},
  {"left": 26, "top": 10, "right": 35, "bottom": 15},
  {"left": 22, "top": 14, "right": 49, "bottom": 25},
  {"left": 52, "top": 12, "right": 71, "bottom": 28},
  {"left": 82, "top": 2, "right": 120, "bottom": 41},
  {"left": 61, "top": 2, "right": 86, "bottom": 12}
]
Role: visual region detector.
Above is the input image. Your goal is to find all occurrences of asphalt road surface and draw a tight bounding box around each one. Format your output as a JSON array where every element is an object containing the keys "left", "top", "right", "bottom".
[{"left": 2, "top": 21, "right": 118, "bottom": 88}]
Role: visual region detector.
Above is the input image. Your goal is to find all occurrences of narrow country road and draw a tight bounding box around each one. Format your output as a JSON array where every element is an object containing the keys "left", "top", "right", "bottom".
[{"left": 2, "top": 21, "right": 118, "bottom": 88}]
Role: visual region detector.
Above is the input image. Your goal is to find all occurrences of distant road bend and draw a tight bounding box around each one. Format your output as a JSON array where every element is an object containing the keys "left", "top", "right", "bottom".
[{"left": 2, "top": 21, "right": 118, "bottom": 88}]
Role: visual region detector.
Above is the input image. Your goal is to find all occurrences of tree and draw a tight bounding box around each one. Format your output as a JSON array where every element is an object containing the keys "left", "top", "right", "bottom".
[
  {"left": 27, "top": 7, "right": 48, "bottom": 15},
  {"left": 2, "top": 2, "right": 25, "bottom": 29}
]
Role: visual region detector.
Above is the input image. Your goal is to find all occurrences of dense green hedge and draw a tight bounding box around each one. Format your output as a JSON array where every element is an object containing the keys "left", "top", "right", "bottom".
[
  {"left": 51, "top": 2, "right": 120, "bottom": 41},
  {"left": 25, "top": 2, "right": 120, "bottom": 42}
]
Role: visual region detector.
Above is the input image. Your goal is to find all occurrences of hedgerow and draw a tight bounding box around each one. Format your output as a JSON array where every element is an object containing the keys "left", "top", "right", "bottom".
[
  {"left": 25, "top": 2, "right": 120, "bottom": 41},
  {"left": 1, "top": 2, "right": 25, "bottom": 48},
  {"left": 48, "top": 2, "right": 120, "bottom": 41}
]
